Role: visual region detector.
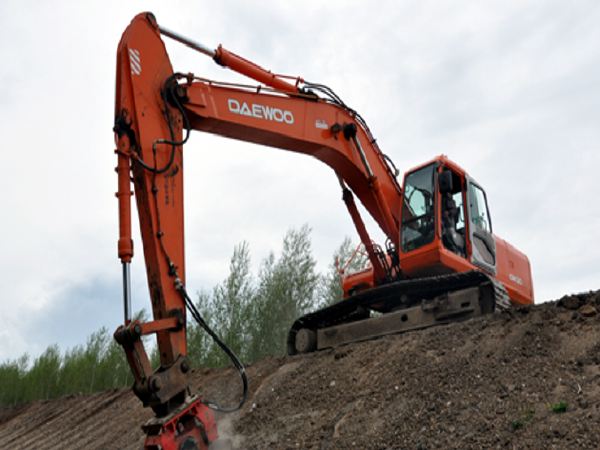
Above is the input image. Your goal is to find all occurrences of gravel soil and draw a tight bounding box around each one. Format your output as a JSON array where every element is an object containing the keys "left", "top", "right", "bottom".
[{"left": 2, "top": 290, "right": 600, "bottom": 449}]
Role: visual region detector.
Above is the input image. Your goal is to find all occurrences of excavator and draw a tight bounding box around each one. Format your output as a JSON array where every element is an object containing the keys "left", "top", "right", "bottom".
[{"left": 113, "top": 12, "right": 534, "bottom": 450}]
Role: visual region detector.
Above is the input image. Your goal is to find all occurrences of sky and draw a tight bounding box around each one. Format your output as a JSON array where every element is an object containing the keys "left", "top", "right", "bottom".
[{"left": 0, "top": 0, "right": 598, "bottom": 363}]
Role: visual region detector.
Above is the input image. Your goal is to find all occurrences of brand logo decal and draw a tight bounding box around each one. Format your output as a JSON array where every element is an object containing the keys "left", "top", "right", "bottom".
[
  {"left": 129, "top": 49, "right": 141, "bottom": 75},
  {"left": 228, "top": 99, "right": 294, "bottom": 124},
  {"left": 509, "top": 274, "right": 523, "bottom": 285}
]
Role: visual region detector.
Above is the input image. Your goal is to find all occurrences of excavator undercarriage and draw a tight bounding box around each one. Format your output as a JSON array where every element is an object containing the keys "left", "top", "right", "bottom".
[{"left": 288, "top": 271, "right": 510, "bottom": 355}]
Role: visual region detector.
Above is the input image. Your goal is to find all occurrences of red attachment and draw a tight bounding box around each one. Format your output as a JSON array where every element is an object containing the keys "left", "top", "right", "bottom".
[{"left": 143, "top": 398, "right": 218, "bottom": 450}]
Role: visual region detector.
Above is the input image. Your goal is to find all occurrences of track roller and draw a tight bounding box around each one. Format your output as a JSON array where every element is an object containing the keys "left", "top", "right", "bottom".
[{"left": 295, "top": 328, "right": 317, "bottom": 354}]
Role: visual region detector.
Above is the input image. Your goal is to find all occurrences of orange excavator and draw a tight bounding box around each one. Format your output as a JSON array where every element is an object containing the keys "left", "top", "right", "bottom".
[{"left": 113, "top": 12, "right": 534, "bottom": 450}]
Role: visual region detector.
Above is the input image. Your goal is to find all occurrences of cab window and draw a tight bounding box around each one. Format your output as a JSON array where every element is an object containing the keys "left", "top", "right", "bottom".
[
  {"left": 440, "top": 169, "right": 466, "bottom": 257},
  {"left": 401, "top": 164, "right": 435, "bottom": 252},
  {"left": 467, "top": 181, "right": 496, "bottom": 267},
  {"left": 468, "top": 183, "right": 492, "bottom": 233}
]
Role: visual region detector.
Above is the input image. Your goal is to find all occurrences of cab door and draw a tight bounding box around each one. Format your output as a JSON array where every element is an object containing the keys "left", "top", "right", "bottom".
[{"left": 465, "top": 175, "right": 497, "bottom": 275}]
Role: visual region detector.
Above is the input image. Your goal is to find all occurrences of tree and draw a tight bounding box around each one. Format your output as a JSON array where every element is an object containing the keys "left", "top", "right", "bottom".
[
  {"left": 320, "top": 236, "right": 369, "bottom": 307},
  {"left": 58, "top": 344, "right": 86, "bottom": 394},
  {"left": 248, "top": 225, "right": 319, "bottom": 360},
  {"left": 0, "top": 354, "right": 28, "bottom": 406},
  {"left": 21, "top": 345, "right": 61, "bottom": 402},
  {"left": 212, "top": 241, "right": 254, "bottom": 363},
  {"left": 186, "top": 289, "right": 217, "bottom": 368},
  {"left": 100, "top": 334, "right": 131, "bottom": 389},
  {"left": 187, "top": 242, "right": 255, "bottom": 368}
]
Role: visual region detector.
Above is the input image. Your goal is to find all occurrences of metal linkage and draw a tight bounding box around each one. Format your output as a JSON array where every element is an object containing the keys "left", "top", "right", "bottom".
[
  {"left": 122, "top": 262, "right": 132, "bottom": 323},
  {"left": 159, "top": 25, "right": 216, "bottom": 57},
  {"left": 343, "top": 123, "right": 373, "bottom": 178}
]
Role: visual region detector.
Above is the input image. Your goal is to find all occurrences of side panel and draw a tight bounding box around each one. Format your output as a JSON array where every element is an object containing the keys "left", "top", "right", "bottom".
[{"left": 494, "top": 236, "right": 534, "bottom": 305}]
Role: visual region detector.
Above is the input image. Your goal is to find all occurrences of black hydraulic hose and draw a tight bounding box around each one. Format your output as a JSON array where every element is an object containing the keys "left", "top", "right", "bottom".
[
  {"left": 136, "top": 73, "right": 192, "bottom": 174},
  {"left": 175, "top": 279, "right": 249, "bottom": 413},
  {"left": 304, "top": 80, "right": 401, "bottom": 187}
]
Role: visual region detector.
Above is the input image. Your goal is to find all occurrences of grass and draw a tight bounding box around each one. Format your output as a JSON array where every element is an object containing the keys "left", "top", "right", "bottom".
[
  {"left": 548, "top": 400, "right": 568, "bottom": 413},
  {"left": 507, "top": 400, "right": 535, "bottom": 432}
]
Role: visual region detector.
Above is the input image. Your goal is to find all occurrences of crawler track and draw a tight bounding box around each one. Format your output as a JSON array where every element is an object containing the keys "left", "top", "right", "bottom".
[{"left": 287, "top": 271, "right": 509, "bottom": 355}]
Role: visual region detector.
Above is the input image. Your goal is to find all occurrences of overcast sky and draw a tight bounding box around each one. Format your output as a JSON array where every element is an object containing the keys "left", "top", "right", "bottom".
[{"left": 1, "top": 0, "right": 598, "bottom": 363}]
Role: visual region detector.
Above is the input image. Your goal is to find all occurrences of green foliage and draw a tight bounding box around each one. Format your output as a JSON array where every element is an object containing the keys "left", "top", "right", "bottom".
[
  {"left": 188, "top": 242, "right": 255, "bottom": 368},
  {"left": 211, "top": 241, "right": 254, "bottom": 364},
  {"left": 0, "top": 229, "right": 364, "bottom": 406},
  {"left": 0, "top": 311, "right": 148, "bottom": 407},
  {"left": 186, "top": 290, "right": 217, "bottom": 367},
  {"left": 319, "top": 236, "right": 369, "bottom": 307},
  {"left": 506, "top": 399, "right": 535, "bottom": 431},
  {"left": 509, "top": 419, "right": 525, "bottom": 432},
  {"left": 0, "top": 354, "right": 28, "bottom": 406},
  {"left": 186, "top": 225, "right": 322, "bottom": 364},
  {"left": 24, "top": 344, "right": 61, "bottom": 401},
  {"left": 548, "top": 400, "right": 568, "bottom": 413},
  {"left": 247, "top": 225, "right": 319, "bottom": 360}
]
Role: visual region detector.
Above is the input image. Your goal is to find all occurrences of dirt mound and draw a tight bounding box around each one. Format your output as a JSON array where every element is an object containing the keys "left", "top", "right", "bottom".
[{"left": 2, "top": 290, "right": 600, "bottom": 449}]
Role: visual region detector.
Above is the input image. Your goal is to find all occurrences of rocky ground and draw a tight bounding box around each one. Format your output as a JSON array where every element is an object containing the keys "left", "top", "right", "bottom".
[{"left": 1, "top": 290, "right": 600, "bottom": 449}]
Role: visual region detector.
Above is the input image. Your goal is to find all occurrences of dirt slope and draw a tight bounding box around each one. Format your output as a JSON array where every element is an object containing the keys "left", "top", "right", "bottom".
[{"left": 2, "top": 290, "right": 600, "bottom": 450}]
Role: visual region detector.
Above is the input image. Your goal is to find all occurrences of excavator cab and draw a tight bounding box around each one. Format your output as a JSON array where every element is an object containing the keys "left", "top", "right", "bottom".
[
  {"left": 397, "top": 156, "right": 498, "bottom": 279},
  {"left": 339, "top": 152, "right": 529, "bottom": 308}
]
